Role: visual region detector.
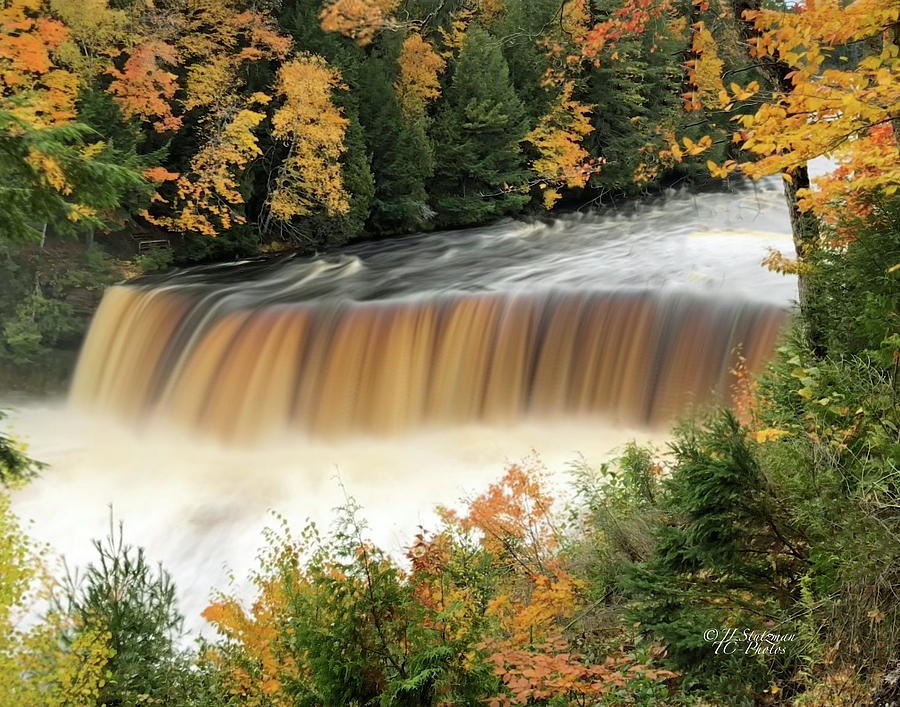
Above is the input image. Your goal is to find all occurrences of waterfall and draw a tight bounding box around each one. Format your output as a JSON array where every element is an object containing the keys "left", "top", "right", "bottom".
[{"left": 70, "top": 284, "right": 785, "bottom": 442}]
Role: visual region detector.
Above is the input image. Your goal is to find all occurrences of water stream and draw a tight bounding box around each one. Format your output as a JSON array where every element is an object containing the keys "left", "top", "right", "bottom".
[{"left": 4, "top": 179, "right": 797, "bottom": 633}]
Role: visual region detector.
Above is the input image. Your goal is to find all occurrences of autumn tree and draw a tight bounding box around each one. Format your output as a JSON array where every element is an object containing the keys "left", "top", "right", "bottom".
[
  {"left": 320, "top": 0, "right": 401, "bottom": 47},
  {"left": 140, "top": 2, "right": 291, "bottom": 238},
  {"left": 0, "top": 0, "right": 148, "bottom": 242},
  {"left": 395, "top": 32, "right": 445, "bottom": 117},
  {"left": 278, "top": 0, "right": 375, "bottom": 246},
  {"left": 263, "top": 54, "right": 351, "bottom": 243},
  {"left": 669, "top": 0, "right": 900, "bottom": 349}
]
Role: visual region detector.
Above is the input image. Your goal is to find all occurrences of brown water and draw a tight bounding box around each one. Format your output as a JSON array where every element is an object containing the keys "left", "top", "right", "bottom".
[
  {"left": 71, "top": 287, "right": 784, "bottom": 441},
  {"left": 69, "top": 180, "right": 795, "bottom": 443},
  {"left": 6, "top": 179, "right": 798, "bottom": 633}
]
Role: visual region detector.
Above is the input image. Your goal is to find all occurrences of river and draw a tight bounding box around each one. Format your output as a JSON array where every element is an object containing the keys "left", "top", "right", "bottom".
[{"left": 3, "top": 178, "right": 797, "bottom": 634}]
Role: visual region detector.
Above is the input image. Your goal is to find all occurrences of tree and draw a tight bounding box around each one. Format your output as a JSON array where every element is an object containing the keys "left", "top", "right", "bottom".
[
  {"left": 429, "top": 25, "right": 531, "bottom": 226},
  {"left": 136, "top": 0, "right": 292, "bottom": 238},
  {"left": 0, "top": 0, "right": 148, "bottom": 242},
  {"left": 320, "top": 0, "right": 401, "bottom": 47},
  {"left": 59, "top": 520, "right": 203, "bottom": 705},
  {"left": 264, "top": 54, "right": 351, "bottom": 241},
  {"left": 626, "top": 411, "right": 806, "bottom": 694},
  {"left": 0, "top": 412, "right": 44, "bottom": 487},
  {"left": 675, "top": 0, "right": 900, "bottom": 348},
  {"left": 357, "top": 41, "right": 436, "bottom": 233},
  {"left": 524, "top": 80, "right": 595, "bottom": 209},
  {"left": 395, "top": 32, "right": 445, "bottom": 117}
]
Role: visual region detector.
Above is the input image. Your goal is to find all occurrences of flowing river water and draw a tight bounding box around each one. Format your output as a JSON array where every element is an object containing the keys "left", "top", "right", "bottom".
[{"left": 3, "top": 179, "right": 798, "bottom": 633}]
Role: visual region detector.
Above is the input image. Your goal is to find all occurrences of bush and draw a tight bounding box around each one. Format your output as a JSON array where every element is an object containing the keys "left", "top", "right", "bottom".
[
  {"left": 1, "top": 293, "right": 76, "bottom": 364},
  {"left": 133, "top": 246, "right": 173, "bottom": 274},
  {"left": 58, "top": 520, "right": 211, "bottom": 706},
  {"left": 804, "top": 193, "right": 900, "bottom": 358}
]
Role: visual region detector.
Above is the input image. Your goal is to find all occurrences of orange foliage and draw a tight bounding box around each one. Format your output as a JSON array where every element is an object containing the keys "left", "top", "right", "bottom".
[
  {"left": 800, "top": 123, "right": 900, "bottom": 231},
  {"left": 107, "top": 40, "right": 181, "bottom": 132},
  {"left": 203, "top": 583, "right": 301, "bottom": 705},
  {"left": 486, "top": 636, "right": 673, "bottom": 706},
  {"left": 581, "top": 0, "right": 676, "bottom": 60},
  {"left": 432, "top": 459, "right": 676, "bottom": 706},
  {"left": 320, "top": 0, "right": 400, "bottom": 46},
  {"left": 142, "top": 166, "right": 179, "bottom": 183},
  {"left": 0, "top": 0, "right": 77, "bottom": 127}
]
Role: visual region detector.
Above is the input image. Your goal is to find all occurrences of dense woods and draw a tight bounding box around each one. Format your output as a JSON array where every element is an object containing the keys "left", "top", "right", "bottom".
[
  {"left": 1, "top": 0, "right": 896, "bottom": 365},
  {"left": 2, "top": 0, "right": 900, "bottom": 704}
]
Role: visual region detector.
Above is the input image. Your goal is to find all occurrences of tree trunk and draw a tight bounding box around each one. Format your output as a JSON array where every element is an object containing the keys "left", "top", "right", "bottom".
[{"left": 782, "top": 167, "right": 819, "bottom": 339}]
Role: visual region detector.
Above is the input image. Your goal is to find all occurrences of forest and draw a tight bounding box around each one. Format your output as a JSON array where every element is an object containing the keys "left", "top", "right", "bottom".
[
  {"left": 2, "top": 0, "right": 900, "bottom": 704},
  {"left": 2, "top": 0, "right": 730, "bottom": 368}
]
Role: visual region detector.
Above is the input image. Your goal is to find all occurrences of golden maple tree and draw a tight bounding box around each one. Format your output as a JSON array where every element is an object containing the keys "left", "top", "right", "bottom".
[
  {"left": 395, "top": 32, "right": 446, "bottom": 117},
  {"left": 266, "top": 54, "right": 351, "bottom": 229},
  {"left": 320, "top": 0, "right": 400, "bottom": 46}
]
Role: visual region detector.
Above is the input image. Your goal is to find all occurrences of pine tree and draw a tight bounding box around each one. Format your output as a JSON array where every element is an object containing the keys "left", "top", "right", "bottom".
[
  {"left": 582, "top": 8, "right": 686, "bottom": 195},
  {"left": 0, "top": 113, "right": 149, "bottom": 243},
  {"left": 358, "top": 46, "right": 435, "bottom": 234},
  {"left": 429, "top": 25, "right": 531, "bottom": 227}
]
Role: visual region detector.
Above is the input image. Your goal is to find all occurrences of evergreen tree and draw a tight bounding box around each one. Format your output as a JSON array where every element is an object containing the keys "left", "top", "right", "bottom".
[
  {"left": 60, "top": 522, "right": 206, "bottom": 706},
  {"left": 358, "top": 45, "right": 436, "bottom": 234},
  {"left": 429, "top": 25, "right": 531, "bottom": 227},
  {"left": 494, "top": 0, "right": 560, "bottom": 119},
  {"left": 584, "top": 29, "right": 684, "bottom": 195},
  {"left": 0, "top": 112, "right": 149, "bottom": 243}
]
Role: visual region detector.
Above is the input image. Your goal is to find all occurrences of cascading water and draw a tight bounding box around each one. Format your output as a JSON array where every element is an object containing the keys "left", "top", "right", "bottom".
[
  {"left": 70, "top": 287, "right": 784, "bottom": 440},
  {"left": 7, "top": 179, "right": 798, "bottom": 631},
  {"left": 69, "top": 182, "right": 793, "bottom": 443}
]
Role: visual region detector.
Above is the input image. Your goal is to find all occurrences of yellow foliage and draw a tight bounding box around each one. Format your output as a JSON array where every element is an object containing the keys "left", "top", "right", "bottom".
[
  {"left": 184, "top": 54, "right": 233, "bottom": 113},
  {"left": 267, "top": 55, "right": 350, "bottom": 222},
  {"left": 0, "top": 490, "right": 114, "bottom": 707},
  {"left": 25, "top": 149, "right": 70, "bottom": 194},
  {"left": 525, "top": 81, "right": 596, "bottom": 206},
  {"left": 734, "top": 0, "right": 900, "bottom": 208},
  {"left": 560, "top": 0, "right": 591, "bottom": 46},
  {"left": 691, "top": 24, "right": 724, "bottom": 110},
  {"left": 320, "top": 0, "right": 400, "bottom": 46},
  {"left": 438, "top": 8, "right": 474, "bottom": 58},
  {"left": 755, "top": 428, "right": 789, "bottom": 443},
  {"left": 395, "top": 33, "right": 445, "bottom": 116},
  {"left": 48, "top": 0, "right": 129, "bottom": 81},
  {"left": 478, "top": 0, "right": 506, "bottom": 23},
  {"left": 152, "top": 108, "right": 266, "bottom": 236}
]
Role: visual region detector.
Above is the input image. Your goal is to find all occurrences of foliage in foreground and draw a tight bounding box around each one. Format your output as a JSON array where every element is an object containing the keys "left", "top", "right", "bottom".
[{"left": 2, "top": 164, "right": 899, "bottom": 707}]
